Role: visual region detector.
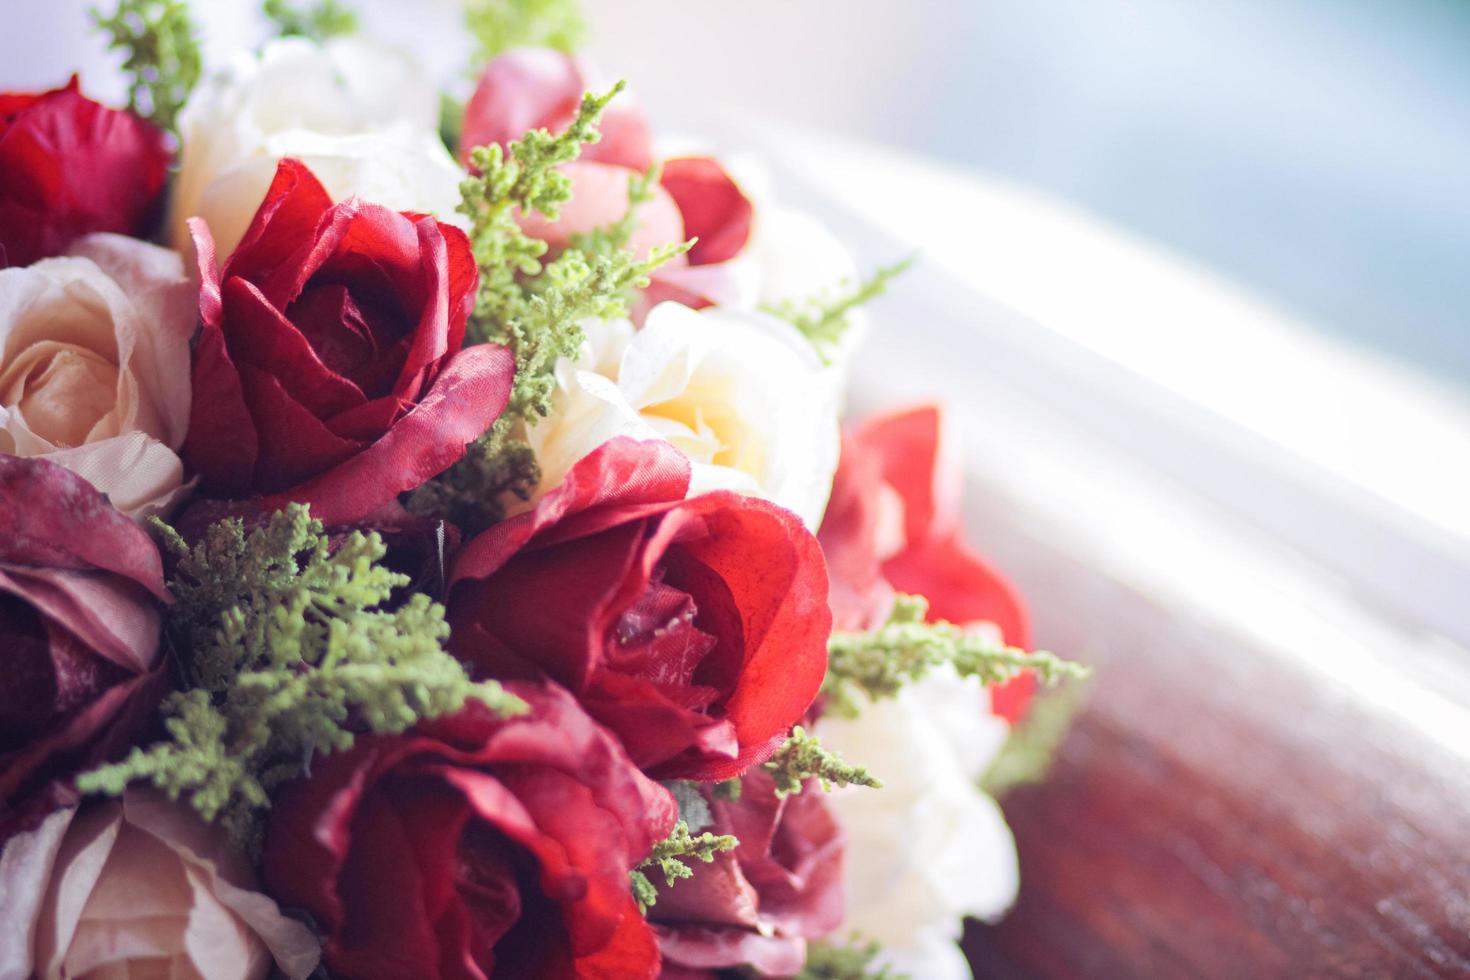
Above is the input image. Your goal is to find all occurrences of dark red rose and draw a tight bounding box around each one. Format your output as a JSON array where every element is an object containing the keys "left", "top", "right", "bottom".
[
  {"left": 447, "top": 438, "right": 831, "bottom": 782},
  {"left": 183, "top": 158, "right": 514, "bottom": 525},
  {"left": 0, "top": 76, "right": 170, "bottom": 268},
  {"left": 460, "top": 48, "right": 653, "bottom": 171},
  {"left": 819, "top": 406, "right": 1034, "bottom": 721},
  {"left": 652, "top": 770, "right": 845, "bottom": 978},
  {"left": 263, "top": 681, "right": 677, "bottom": 980},
  {"left": 0, "top": 456, "right": 169, "bottom": 839}
]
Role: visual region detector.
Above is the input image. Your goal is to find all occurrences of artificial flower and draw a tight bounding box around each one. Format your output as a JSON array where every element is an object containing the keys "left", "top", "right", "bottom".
[
  {"left": 0, "top": 77, "right": 170, "bottom": 269},
  {"left": 815, "top": 666, "right": 1017, "bottom": 980},
  {"left": 183, "top": 158, "right": 514, "bottom": 526},
  {"left": 819, "top": 404, "right": 1034, "bottom": 719},
  {"left": 0, "top": 456, "right": 167, "bottom": 841},
  {"left": 263, "top": 682, "right": 676, "bottom": 980},
  {"left": 461, "top": 48, "right": 756, "bottom": 316},
  {"left": 448, "top": 437, "right": 831, "bottom": 781},
  {"left": 0, "top": 790, "right": 318, "bottom": 980},
  {"left": 652, "top": 770, "right": 844, "bottom": 977},
  {"left": 526, "top": 302, "right": 841, "bottom": 529},
  {"left": 0, "top": 233, "right": 195, "bottom": 516},
  {"left": 460, "top": 46, "right": 652, "bottom": 171},
  {"left": 171, "top": 35, "right": 461, "bottom": 259}
]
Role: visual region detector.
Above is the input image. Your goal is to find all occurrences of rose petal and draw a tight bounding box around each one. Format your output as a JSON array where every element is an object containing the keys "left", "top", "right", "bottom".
[
  {"left": 0, "top": 455, "right": 165, "bottom": 599},
  {"left": 259, "top": 342, "right": 515, "bottom": 525},
  {"left": 517, "top": 160, "right": 685, "bottom": 262},
  {"left": 660, "top": 156, "right": 753, "bottom": 266},
  {"left": 184, "top": 218, "right": 261, "bottom": 494},
  {"left": 223, "top": 157, "right": 334, "bottom": 302},
  {"left": 852, "top": 405, "right": 963, "bottom": 547}
]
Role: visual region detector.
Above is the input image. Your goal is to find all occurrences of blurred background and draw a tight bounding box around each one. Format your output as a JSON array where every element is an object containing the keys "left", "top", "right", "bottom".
[{"left": 586, "top": 0, "right": 1470, "bottom": 394}]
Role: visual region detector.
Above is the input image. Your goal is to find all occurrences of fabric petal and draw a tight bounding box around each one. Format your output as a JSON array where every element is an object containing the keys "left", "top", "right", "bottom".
[{"left": 260, "top": 342, "right": 515, "bottom": 525}]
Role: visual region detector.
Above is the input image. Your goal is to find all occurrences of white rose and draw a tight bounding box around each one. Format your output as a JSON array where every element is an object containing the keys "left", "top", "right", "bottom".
[
  {"left": 526, "top": 302, "right": 841, "bottom": 527},
  {"left": 170, "top": 36, "right": 462, "bottom": 259},
  {"left": 0, "top": 234, "right": 194, "bottom": 516},
  {"left": 0, "top": 792, "right": 318, "bottom": 980},
  {"left": 816, "top": 667, "right": 1018, "bottom": 979},
  {"left": 749, "top": 203, "right": 871, "bottom": 371}
]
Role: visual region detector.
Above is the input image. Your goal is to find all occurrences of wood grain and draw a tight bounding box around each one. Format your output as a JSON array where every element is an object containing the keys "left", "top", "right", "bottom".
[{"left": 959, "top": 495, "right": 1470, "bottom": 979}]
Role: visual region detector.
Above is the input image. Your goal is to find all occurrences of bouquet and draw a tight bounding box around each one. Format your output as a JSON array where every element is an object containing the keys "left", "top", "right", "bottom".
[{"left": 0, "top": 2, "right": 1084, "bottom": 977}]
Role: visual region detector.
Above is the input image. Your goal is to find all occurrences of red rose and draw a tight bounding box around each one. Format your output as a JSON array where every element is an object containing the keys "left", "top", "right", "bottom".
[
  {"left": 0, "top": 456, "right": 168, "bottom": 839},
  {"left": 447, "top": 438, "right": 831, "bottom": 781},
  {"left": 184, "top": 158, "right": 514, "bottom": 525},
  {"left": 652, "top": 771, "right": 845, "bottom": 978},
  {"left": 0, "top": 77, "right": 170, "bottom": 268},
  {"left": 263, "top": 682, "right": 677, "bottom": 980},
  {"left": 819, "top": 406, "right": 1034, "bottom": 721}
]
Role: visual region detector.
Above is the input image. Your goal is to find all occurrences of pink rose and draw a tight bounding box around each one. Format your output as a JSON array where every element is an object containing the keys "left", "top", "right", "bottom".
[
  {"left": 460, "top": 47, "right": 653, "bottom": 173},
  {"left": 459, "top": 49, "right": 756, "bottom": 318},
  {"left": 0, "top": 791, "right": 318, "bottom": 980}
]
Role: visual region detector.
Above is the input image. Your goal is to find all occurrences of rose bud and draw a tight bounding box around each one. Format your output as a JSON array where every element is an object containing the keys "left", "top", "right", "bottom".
[
  {"left": 183, "top": 158, "right": 515, "bottom": 526},
  {"left": 0, "top": 77, "right": 170, "bottom": 269},
  {"left": 818, "top": 405, "right": 1034, "bottom": 721},
  {"left": 447, "top": 437, "right": 831, "bottom": 781},
  {"left": 263, "top": 682, "right": 676, "bottom": 979},
  {"left": 460, "top": 48, "right": 756, "bottom": 317},
  {"left": 460, "top": 48, "right": 652, "bottom": 172},
  {"left": 0, "top": 456, "right": 168, "bottom": 841},
  {"left": 652, "top": 770, "right": 845, "bottom": 978},
  {"left": 0, "top": 791, "right": 319, "bottom": 979},
  {"left": 0, "top": 233, "right": 196, "bottom": 516}
]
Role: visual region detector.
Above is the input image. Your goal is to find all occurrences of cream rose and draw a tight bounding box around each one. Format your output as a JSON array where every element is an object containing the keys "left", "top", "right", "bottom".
[
  {"left": 525, "top": 302, "right": 841, "bottom": 527},
  {"left": 816, "top": 665, "right": 1018, "bottom": 980},
  {"left": 0, "top": 234, "right": 194, "bottom": 516},
  {"left": 170, "top": 35, "right": 463, "bottom": 259},
  {"left": 0, "top": 792, "right": 318, "bottom": 980},
  {"left": 750, "top": 203, "right": 871, "bottom": 368}
]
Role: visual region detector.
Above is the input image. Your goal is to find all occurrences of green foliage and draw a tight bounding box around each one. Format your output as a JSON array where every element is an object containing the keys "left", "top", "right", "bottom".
[
  {"left": 824, "top": 594, "right": 1089, "bottom": 719},
  {"left": 764, "top": 256, "right": 915, "bottom": 363},
  {"left": 630, "top": 820, "right": 739, "bottom": 914},
  {"left": 465, "top": 0, "right": 585, "bottom": 67},
  {"left": 405, "top": 86, "right": 689, "bottom": 533},
  {"left": 980, "top": 676, "right": 1091, "bottom": 798},
  {"left": 797, "top": 938, "right": 908, "bottom": 980},
  {"left": 763, "top": 726, "right": 882, "bottom": 799},
  {"left": 262, "top": 0, "right": 358, "bottom": 41},
  {"left": 92, "top": 0, "right": 202, "bottom": 133},
  {"left": 77, "top": 505, "right": 524, "bottom": 850}
]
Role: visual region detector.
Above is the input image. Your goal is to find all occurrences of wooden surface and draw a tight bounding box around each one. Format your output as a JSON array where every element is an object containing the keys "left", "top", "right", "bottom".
[{"left": 959, "top": 495, "right": 1470, "bottom": 979}]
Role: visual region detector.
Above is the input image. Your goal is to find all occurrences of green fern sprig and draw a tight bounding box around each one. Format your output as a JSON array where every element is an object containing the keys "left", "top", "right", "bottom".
[
  {"left": 78, "top": 505, "right": 523, "bottom": 850},
  {"left": 92, "top": 0, "right": 202, "bottom": 133},
  {"left": 824, "top": 594, "right": 1089, "bottom": 718}
]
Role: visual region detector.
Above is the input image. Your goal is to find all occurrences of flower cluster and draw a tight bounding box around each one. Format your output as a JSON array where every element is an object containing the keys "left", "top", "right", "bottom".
[{"left": 0, "top": 3, "right": 1083, "bottom": 979}]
